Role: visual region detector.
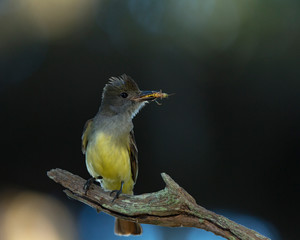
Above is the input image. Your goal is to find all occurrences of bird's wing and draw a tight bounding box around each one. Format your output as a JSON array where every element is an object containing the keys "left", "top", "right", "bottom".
[
  {"left": 81, "top": 119, "right": 93, "bottom": 154},
  {"left": 129, "top": 130, "right": 138, "bottom": 183}
]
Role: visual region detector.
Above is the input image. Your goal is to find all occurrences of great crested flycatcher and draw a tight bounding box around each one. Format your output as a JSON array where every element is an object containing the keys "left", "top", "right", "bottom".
[{"left": 81, "top": 74, "right": 168, "bottom": 236}]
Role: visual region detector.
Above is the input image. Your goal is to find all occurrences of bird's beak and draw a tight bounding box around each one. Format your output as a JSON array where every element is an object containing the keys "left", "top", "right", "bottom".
[{"left": 132, "top": 90, "right": 167, "bottom": 102}]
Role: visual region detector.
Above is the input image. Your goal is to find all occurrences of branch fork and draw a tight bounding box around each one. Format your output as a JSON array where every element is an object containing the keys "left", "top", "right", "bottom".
[{"left": 47, "top": 169, "right": 269, "bottom": 240}]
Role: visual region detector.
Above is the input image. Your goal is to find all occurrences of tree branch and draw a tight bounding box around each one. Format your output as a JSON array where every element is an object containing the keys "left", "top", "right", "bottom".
[{"left": 47, "top": 168, "right": 269, "bottom": 240}]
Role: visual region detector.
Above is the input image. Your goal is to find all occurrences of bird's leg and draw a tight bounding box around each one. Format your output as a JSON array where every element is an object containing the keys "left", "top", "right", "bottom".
[
  {"left": 110, "top": 181, "right": 124, "bottom": 202},
  {"left": 83, "top": 176, "right": 102, "bottom": 194}
]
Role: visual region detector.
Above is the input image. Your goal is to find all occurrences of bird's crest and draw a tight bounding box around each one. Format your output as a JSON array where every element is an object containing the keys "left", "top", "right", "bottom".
[{"left": 102, "top": 74, "right": 140, "bottom": 99}]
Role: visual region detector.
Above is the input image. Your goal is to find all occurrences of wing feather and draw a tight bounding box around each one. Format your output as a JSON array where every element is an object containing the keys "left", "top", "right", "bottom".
[
  {"left": 81, "top": 119, "right": 93, "bottom": 154},
  {"left": 129, "top": 130, "right": 138, "bottom": 183}
]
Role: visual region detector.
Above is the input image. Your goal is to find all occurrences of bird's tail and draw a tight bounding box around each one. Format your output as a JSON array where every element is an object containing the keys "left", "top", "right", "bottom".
[{"left": 114, "top": 218, "right": 142, "bottom": 236}]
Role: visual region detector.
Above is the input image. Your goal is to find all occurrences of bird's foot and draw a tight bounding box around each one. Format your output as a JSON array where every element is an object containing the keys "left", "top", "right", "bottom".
[
  {"left": 110, "top": 181, "right": 124, "bottom": 202},
  {"left": 83, "top": 176, "right": 102, "bottom": 194}
]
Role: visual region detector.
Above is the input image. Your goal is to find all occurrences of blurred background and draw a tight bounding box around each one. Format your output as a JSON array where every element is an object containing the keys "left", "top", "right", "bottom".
[{"left": 0, "top": 0, "right": 299, "bottom": 239}]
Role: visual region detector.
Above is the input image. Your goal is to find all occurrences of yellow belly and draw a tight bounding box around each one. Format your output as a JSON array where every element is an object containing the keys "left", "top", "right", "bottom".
[{"left": 86, "top": 132, "right": 134, "bottom": 194}]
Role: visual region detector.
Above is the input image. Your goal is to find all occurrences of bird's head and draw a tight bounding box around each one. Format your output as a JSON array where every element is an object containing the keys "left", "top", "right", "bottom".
[{"left": 100, "top": 74, "right": 167, "bottom": 118}]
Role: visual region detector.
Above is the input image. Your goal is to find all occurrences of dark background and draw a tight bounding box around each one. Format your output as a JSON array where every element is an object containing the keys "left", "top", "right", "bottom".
[{"left": 0, "top": 1, "right": 299, "bottom": 239}]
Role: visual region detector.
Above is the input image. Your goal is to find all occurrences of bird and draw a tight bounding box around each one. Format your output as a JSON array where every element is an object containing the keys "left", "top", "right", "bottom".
[{"left": 81, "top": 74, "right": 169, "bottom": 235}]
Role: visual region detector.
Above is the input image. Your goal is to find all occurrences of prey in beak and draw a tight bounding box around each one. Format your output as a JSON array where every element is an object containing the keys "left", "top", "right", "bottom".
[{"left": 132, "top": 90, "right": 170, "bottom": 104}]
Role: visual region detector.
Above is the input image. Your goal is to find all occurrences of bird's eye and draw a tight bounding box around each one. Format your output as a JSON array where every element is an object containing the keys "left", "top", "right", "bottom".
[{"left": 120, "top": 92, "right": 128, "bottom": 98}]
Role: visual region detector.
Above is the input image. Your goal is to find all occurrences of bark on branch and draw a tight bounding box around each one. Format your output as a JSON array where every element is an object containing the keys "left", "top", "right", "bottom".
[{"left": 47, "top": 168, "right": 269, "bottom": 240}]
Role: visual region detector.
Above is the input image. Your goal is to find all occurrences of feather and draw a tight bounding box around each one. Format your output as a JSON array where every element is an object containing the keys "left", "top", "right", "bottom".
[
  {"left": 81, "top": 118, "right": 93, "bottom": 154},
  {"left": 129, "top": 130, "right": 138, "bottom": 182}
]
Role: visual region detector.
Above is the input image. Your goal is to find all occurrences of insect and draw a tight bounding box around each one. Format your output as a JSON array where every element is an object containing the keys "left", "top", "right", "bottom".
[
  {"left": 151, "top": 90, "right": 169, "bottom": 99},
  {"left": 146, "top": 90, "right": 172, "bottom": 105},
  {"left": 134, "top": 90, "right": 173, "bottom": 105},
  {"left": 152, "top": 90, "right": 168, "bottom": 105}
]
